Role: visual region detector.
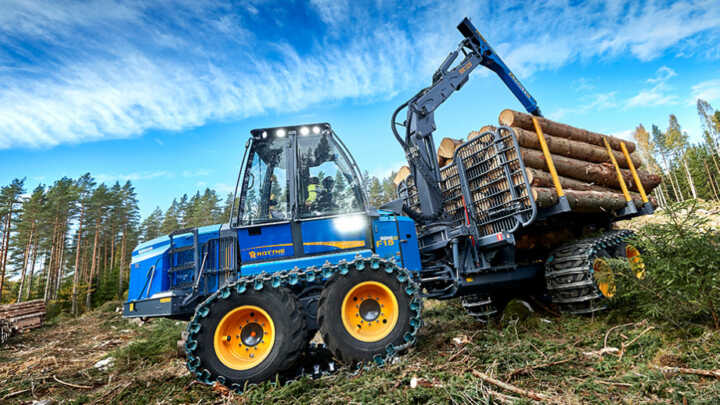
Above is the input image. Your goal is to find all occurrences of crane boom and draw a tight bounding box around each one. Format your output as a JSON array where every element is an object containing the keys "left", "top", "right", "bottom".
[{"left": 392, "top": 17, "right": 541, "bottom": 223}]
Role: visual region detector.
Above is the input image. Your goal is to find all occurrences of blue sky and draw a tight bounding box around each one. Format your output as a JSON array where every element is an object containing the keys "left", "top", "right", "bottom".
[{"left": 1, "top": 0, "right": 720, "bottom": 218}]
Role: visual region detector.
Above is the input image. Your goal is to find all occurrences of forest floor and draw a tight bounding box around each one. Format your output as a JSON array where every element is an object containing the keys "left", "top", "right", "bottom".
[{"left": 1, "top": 298, "right": 720, "bottom": 404}]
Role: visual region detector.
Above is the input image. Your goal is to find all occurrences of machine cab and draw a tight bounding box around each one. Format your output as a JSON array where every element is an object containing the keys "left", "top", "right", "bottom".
[{"left": 230, "top": 123, "right": 377, "bottom": 273}]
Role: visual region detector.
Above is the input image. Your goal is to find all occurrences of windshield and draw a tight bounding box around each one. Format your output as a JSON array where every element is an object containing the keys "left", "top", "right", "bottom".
[
  {"left": 297, "top": 133, "right": 364, "bottom": 218},
  {"left": 238, "top": 137, "right": 290, "bottom": 224}
]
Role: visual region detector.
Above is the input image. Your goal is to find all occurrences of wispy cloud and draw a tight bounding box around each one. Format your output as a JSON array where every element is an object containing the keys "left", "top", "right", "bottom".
[
  {"left": 625, "top": 66, "right": 679, "bottom": 108},
  {"left": 690, "top": 78, "right": 720, "bottom": 104},
  {"left": 1, "top": 1, "right": 719, "bottom": 150},
  {"left": 550, "top": 92, "right": 618, "bottom": 120},
  {"left": 95, "top": 171, "right": 170, "bottom": 183}
]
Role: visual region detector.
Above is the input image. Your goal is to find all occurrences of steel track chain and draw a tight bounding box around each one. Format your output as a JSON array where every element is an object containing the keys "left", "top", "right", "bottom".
[
  {"left": 461, "top": 294, "right": 497, "bottom": 323},
  {"left": 545, "top": 229, "right": 633, "bottom": 315},
  {"left": 183, "top": 253, "right": 423, "bottom": 392}
]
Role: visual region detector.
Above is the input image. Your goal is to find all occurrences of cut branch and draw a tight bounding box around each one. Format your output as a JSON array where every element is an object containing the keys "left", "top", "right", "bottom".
[{"left": 471, "top": 370, "right": 550, "bottom": 401}]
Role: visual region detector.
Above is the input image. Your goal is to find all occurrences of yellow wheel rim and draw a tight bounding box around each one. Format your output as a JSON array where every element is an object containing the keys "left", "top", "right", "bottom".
[
  {"left": 341, "top": 281, "right": 399, "bottom": 342},
  {"left": 626, "top": 245, "right": 646, "bottom": 280},
  {"left": 213, "top": 305, "right": 275, "bottom": 371},
  {"left": 593, "top": 258, "right": 616, "bottom": 298}
]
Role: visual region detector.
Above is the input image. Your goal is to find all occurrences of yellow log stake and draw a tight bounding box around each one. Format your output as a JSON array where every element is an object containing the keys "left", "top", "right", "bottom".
[
  {"left": 602, "top": 138, "right": 632, "bottom": 202},
  {"left": 531, "top": 116, "right": 564, "bottom": 197},
  {"left": 620, "top": 142, "right": 649, "bottom": 203}
]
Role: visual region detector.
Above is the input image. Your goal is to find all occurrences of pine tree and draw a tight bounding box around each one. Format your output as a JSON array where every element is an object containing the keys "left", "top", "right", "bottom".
[
  {"left": 71, "top": 173, "right": 95, "bottom": 314},
  {"left": 161, "top": 199, "right": 181, "bottom": 234},
  {"left": 367, "top": 177, "right": 385, "bottom": 208},
  {"left": 0, "top": 178, "right": 25, "bottom": 303},
  {"left": 140, "top": 207, "right": 164, "bottom": 242}
]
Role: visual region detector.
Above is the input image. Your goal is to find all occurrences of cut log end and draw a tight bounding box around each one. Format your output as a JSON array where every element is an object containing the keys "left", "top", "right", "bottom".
[{"left": 393, "top": 166, "right": 410, "bottom": 186}]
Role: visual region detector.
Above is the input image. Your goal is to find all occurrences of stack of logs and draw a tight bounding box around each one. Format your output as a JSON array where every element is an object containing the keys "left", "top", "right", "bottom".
[
  {"left": 0, "top": 299, "right": 46, "bottom": 335},
  {"left": 394, "top": 109, "right": 661, "bottom": 214}
]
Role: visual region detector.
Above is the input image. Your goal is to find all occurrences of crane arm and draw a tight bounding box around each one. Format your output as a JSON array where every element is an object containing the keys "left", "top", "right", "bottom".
[{"left": 394, "top": 17, "right": 541, "bottom": 223}]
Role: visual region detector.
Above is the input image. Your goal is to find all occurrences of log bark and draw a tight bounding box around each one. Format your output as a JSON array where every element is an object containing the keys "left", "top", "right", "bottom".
[
  {"left": 393, "top": 166, "right": 411, "bottom": 186},
  {"left": 525, "top": 167, "right": 608, "bottom": 192},
  {"left": 532, "top": 187, "right": 651, "bottom": 212},
  {"left": 518, "top": 147, "right": 661, "bottom": 193},
  {"left": 513, "top": 126, "right": 642, "bottom": 169},
  {"left": 499, "top": 109, "right": 636, "bottom": 153}
]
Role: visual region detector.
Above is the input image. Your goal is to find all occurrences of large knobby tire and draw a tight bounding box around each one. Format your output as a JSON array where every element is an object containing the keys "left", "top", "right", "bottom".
[
  {"left": 318, "top": 268, "right": 412, "bottom": 364},
  {"left": 191, "top": 287, "right": 306, "bottom": 385}
]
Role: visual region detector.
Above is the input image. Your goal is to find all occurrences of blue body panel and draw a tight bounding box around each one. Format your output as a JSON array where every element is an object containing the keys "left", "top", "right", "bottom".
[
  {"left": 128, "top": 224, "right": 222, "bottom": 301},
  {"left": 371, "top": 211, "right": 421, "bottom": 272},
  {"left": 301, "top": 216, "right": 368, "bottom": 254},
  {"left": 125, "top": 212, "right": 421, "bottom": 313},
  {"left": 237, "top": 222, "right": 294, "bottom": 262}
]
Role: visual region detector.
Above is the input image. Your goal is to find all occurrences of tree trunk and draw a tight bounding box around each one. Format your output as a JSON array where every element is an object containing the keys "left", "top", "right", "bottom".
[
  {"left": 103, "top": 238, "right": 107, "bottom": 278},
  {"left": 498, "top": 109, "right": 636, "bottom": 153},
  {"left": 17, "top": 223, "right": 35, "bottom": 303},
  {"left": 671, "top": 170, "right": 684, "bottom": 201},
  {"left": 86, "top": 220, "right": 101, "bottom": 310},
  {"left": 71, "top": 206, "right": 85, "bottom": 315},
  {"left": 531, "top": 187, "right": 651, "bottom": 212},
  {"left": 517, "top": 147, "right": 661, "bottom": 193},
  {"left": 659, "top": 153, "right": 680, "bottom": 202},
  {"left": 513, "top": 126, "right": 642, "bottom": 169},
  {"left": 524, "top": 168, "right": 649, "bottom": 200},
  {"left": 110, "top": 225, "right": 115, "bottom": 272},
  {"left": 437, "top": 138, "right": 463, "bottom": 159},
  {"left": 44, "top": 216, "right": 59, "bottom": 302},
  {"left": 393, "top": 166, "right": 411, "bottom": 186},
  {"left": 468, "top": 125, "right": 496, "bottom": 141},
  {"left": 526, "top": 167, "right": 611, "bottom": 192},
  {"left": 26, "top": 235, "right": 39, "bottom": 300},
  {"left": 709, "top": 148, "right": 720, "bottom": 196},
  {"left": 682, "top": 158, "right": 697, "bottom": 199},
  {"left": 704, "top": 160, "right": 719, "bottom": 200},
  {"left": 54, "top": 225, "right": 66, "bottom": 300},
  {"left": 0, "top": 208, "right": 11, "bottom": 300},
  {"left": 119, "top": 223, "right": 127, "bottom": 297}
]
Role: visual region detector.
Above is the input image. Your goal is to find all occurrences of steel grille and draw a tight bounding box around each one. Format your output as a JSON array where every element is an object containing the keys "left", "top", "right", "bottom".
[{"left": 400, "top": 127, "right": 535, "bottom": 237}]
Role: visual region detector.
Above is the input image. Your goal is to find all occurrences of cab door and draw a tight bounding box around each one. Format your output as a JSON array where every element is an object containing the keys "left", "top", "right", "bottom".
[
  {"left": 294, "top": 130, "right": 371, "bottom": 256},
  {"left": 235, "top": 134, "right": 295, "bottom": 266}
]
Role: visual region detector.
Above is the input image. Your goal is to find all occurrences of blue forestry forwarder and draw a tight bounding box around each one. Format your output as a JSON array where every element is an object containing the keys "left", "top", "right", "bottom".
[{"left": 123, "top": 18, "right": 652, "bottom": 389}]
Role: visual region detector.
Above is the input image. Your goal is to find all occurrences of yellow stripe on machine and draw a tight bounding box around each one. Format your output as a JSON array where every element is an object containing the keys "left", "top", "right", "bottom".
[
  {"left": 159, "top": 297, "right": 171, "bottom": 303},
  {"left": 303, "top": 240, "right": 366, "bottom": 249}
]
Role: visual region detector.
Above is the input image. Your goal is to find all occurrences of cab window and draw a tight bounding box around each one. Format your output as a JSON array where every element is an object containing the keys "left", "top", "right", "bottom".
[
  {"left": 297, "top": 133, "right": 363, "bottom": 218},
  {"left": 240, "top": 138, "right": 290, "bottom": 224}
]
